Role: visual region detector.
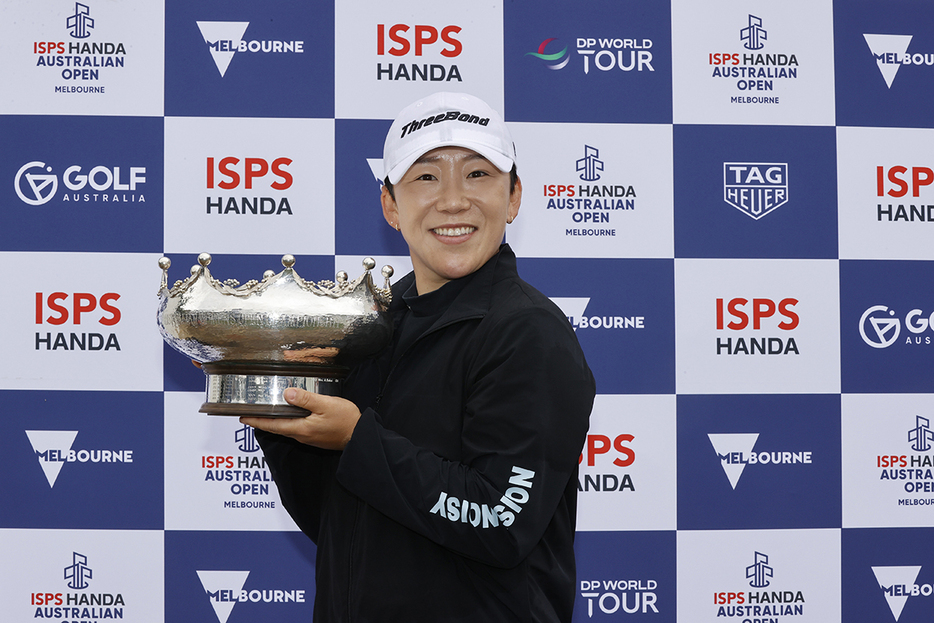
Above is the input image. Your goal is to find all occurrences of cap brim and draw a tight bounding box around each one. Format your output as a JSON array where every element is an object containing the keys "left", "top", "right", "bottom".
[{"left": 385, "top": 141, "right": 514, "bottom": 185}]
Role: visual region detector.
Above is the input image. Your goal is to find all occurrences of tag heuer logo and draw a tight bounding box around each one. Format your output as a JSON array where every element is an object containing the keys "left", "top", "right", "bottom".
[{"left": 723, "top": 162, "right": 789, "bottom": 220}]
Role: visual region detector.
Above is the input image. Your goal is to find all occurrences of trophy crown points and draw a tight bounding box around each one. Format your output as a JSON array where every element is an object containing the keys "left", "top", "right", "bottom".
[{"left": 282, "top": 254, "right": 295, "bottom": 268}]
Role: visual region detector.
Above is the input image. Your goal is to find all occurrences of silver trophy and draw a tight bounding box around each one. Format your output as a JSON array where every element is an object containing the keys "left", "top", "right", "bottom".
[{"left": 157, "top": 253, "right": 393, "bottom": 417}]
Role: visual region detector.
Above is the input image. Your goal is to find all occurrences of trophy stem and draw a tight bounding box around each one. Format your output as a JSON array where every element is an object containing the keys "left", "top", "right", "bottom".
[{"left": 200, "top": 361, "right": 347, "bottom": 417}]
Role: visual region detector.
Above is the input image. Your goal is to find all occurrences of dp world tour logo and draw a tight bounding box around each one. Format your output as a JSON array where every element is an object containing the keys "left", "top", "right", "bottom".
[
  {"left": 526, "top": 38, "right": 569, "bottom": 70},
  {"left": 67, "top": 3, "right": 94, "bottom": 39},
  {"left": 909, "top": 416, "right": 934, "bottom": 452},
  {"left": 65, "top": 552, "right": 93, "bottom": 590},
  {"left": 740, "top": 15, "right": 767, "bottom": 51},
  {"left": 723, "top": 162, "right": 789, "bottom": 220},
  {"left": 747, "top": 552, "right": 773, "bottom": 588},
  {"left": 577, "top": 145, "right": 604, "bottom": 182}
]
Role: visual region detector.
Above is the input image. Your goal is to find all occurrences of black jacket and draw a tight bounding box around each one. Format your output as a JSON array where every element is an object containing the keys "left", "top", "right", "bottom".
[{"left": 257, "top": 245, "right": 595, "bottom": 622}]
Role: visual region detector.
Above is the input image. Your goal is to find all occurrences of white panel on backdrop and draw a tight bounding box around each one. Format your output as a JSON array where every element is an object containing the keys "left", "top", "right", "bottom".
[
  {"left": 838, "top": 126, "right": 934, "bottom": 260},
  {"left": 674, "top": 258, "right": 840, "bottom": 394},
  {"left": 0, "top": 1, "right": 165, "bottom": 116},
  {"left": 676, "top": 528, "right": 841, "bottom": 623},
  {"left": 506, "top": 122, "right": 673, "bottom": 258},
  {"left": 0, "top": 252, "right": 163, "bottom": 391},
  {"left": 670, "top": 0, "right": 835, "bottom": 126},
  {"left": 163, "top": 117, "right": 335, "bottom": 256},
  {"left": 164, "top": 391, "right": 299, "bottom": 532},
  {"left": 576, "top": 394, "right": 677, "bottom": 531},
  {"left": 0, "top": 529, "right": 164, "bottom": 621},
  {"left": 842, "top": 394, "right": 934, "bottom": 528},
  {"left": 334, "top": 0, "right": 504, "bottom": 118}
]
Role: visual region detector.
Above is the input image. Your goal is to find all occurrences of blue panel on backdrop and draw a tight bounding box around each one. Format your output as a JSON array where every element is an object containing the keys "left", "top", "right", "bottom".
[
  {"left": 160, "top": 252, "right": 335, "bottom": 392},
  {"left": 677, "top": 394, "right": 841, "bottom": 530},
  {"left": 517, "top": 258, "right": 675, "bottom": 395},
  {"left": 504, "top": 0, "right": 672, "bottom": 123},
  {"left": 0, "top": 390, "right": 163, "bottom": 529},
  {"left": 673, "top": 124, "right": 838, "bottom": 259},
  {"left": 1, "top": 115, "right": 163, "bottom": 252},
  {"left": 334, "top": 119, "right": 410, "bottom": 258},
  {"left": 841, "top": 260, "right": 934, "bottom": 394},
  {"left": 834, "top": 0, "right": 934, "bottom": 128},
  {"left": 165, "top": 530, "right": 316, "bottom": 622},
  {"left": 573, "top": 531, "right": 676, "bottom": 621},
  {"left": 164, "top": 0, "right": 334, "bottom": 118},
  {"left": 843, "top": 528, "right": 934, "bottom": 623}
]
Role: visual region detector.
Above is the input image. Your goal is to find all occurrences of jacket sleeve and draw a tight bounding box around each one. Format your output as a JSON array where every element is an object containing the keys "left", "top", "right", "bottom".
[
  {"left": 254, "top": 428, "right": 340, "bottom": 543},
  {"left": 334, "top": 305, "right": 595, "bottom": 568}
]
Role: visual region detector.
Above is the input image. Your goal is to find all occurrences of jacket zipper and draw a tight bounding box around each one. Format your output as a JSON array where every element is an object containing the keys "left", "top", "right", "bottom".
[{"left": 374, "top": 313, "right": 483, "bottom": 408}]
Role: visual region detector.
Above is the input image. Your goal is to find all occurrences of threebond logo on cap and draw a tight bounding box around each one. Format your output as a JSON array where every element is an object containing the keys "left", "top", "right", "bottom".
[{"left": 398, "top": 110, "right": 490, "bottom": 139}]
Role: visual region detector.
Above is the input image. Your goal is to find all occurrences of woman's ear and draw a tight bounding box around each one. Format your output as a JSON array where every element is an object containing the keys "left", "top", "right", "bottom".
[{"left": 380, "top": 184, "right": 400, "bottom": 231}]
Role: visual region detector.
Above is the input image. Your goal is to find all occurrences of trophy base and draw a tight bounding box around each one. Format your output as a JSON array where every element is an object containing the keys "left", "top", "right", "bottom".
[{"left": 200, "top": 361, "right": 346, "bottom": 417}]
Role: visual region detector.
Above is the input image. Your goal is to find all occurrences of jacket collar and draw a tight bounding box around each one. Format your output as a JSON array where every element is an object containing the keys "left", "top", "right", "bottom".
[{"left": 389, "top": 244, "right": 516, "bottom": 328}]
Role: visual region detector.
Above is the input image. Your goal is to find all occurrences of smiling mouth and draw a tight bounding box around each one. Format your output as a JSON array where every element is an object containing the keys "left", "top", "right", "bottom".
[{"left": 432, "top": 226, "right": 476, "bottom": 237}]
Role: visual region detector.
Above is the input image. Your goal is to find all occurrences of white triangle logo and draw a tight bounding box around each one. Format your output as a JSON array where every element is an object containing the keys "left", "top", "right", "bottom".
[
  {"left": 197, "top": 570, "right": 250, "bottom": 623},
  {"left": 549, "top": 298, "right": 591, "bottom": 330},
  {"left": 872, "top": 565, "right": 921, "bottom": 621},
  {"left": 864, "top": 34, "right": 913, "bottom": 88},
  {"left": 25, "top": 430, "right": 78, "bottom": 488},
  {"left": 366, "top": 158, "right": 384, "bottom": 183},
  {"left": 708, "top": 433, "right": 759, "bottom": 490},
  {"left": 197, "top": 22, "right": 249, "bottom": 77}
]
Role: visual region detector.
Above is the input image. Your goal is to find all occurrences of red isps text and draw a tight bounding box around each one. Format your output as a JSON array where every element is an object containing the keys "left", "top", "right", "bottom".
[
  {"left": 716, "top": 298, "right": 798, "bottom": 331},
  {"left": 207, "top": 157, "right": 293, "bottom": 190},
  {"left": 35, "top": 292, "right": 121, "bottom": 326},
  {"left": 377, "top": 24, "right": 462, "bottom": 57}
]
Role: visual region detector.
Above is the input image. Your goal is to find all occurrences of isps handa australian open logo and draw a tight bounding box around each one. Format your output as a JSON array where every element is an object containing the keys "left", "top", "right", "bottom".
[
  {"left": 713, "top": 552, "right": 806, "bottom": 619},
  {"left": 29, "top": 552, "right": 127, "bottom": 620},
  {"left": 543, "top": 145, "right": 638, "bottom": 238}
]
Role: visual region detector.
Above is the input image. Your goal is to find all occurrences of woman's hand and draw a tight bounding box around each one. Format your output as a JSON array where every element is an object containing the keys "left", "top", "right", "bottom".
[{"left": 240, "top": 387, "right": 362, "bottom": 450}]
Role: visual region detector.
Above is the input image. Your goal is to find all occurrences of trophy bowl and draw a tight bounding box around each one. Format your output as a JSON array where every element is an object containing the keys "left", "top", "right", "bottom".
[{"left": 157, "top": 253, "right": 393, "bottom": 417}]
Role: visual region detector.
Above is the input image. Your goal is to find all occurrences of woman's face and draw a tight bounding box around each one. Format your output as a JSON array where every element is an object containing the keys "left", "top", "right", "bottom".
[{"left": 381, "top": 146, "right": 521, "bottom": 295}]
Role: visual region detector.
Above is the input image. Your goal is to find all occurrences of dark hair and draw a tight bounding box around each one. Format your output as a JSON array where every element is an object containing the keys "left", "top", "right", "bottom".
[{"left": 383, "top": 164, "right": 519, "bottom": 202}]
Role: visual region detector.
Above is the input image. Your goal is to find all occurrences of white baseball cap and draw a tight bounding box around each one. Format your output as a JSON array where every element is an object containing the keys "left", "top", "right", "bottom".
[{"left": 383, "top": 92, "right": 517, "bottom": 184}]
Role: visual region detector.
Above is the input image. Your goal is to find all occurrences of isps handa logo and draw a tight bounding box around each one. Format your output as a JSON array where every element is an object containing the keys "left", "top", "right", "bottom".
[
  {"left": 860, "top": 305, "right": 934, "bottom": 349},
  {"left": 875, "top": 415, "right": 934, "bottom": 502},
  {"left": 196, "top": 570, "right": 307, "bottom": 623},
  {"left": 15, "top": 161, "right": 147, "bottom": 206},
  {"left": 201, "top": 424, "right": 277, "bottom": 509},
  {"left": 715, "top": 296, "right": 800, "bottom": 356},
  {"left": 542, "top": 145, "right": 638, "bottom": 239},
  {"left": 25, "top": 429, "right": 133, "bottom": 487},
  {"left": 205, "top": 156, "right": 294, "bottom": 216},
  {"left": 33, "top": 2, "right": 128, "bottom": 93},
  {"left": 34, "top": 291, "right": 122, "bottom": 353},
  {"left": 29, "top": 552, "right": 127, "bottom": 620},
  {"left": 376, "top": 23, "right": 463, "bottom": 82},
  {"left": 713, "top": 552, "right": 806, "bottom": 618},
  {"left": 708, "top": 15, "right": 799, "bottom": 105}
]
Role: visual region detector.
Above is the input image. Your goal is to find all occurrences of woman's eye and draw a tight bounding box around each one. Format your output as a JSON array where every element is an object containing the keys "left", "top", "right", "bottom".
[{"left": 467, "top": 170, "right": 489, "bottom": 178}]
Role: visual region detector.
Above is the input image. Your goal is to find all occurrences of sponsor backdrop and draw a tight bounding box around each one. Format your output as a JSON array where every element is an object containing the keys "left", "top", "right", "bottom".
[{"left": 1, "top": 0, "right": 933, "bottom": 621}]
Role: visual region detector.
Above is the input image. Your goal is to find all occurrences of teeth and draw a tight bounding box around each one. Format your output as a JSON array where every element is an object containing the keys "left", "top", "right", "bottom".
[{"left": 433, "top": 227, "right": 475, "bottom": 237}]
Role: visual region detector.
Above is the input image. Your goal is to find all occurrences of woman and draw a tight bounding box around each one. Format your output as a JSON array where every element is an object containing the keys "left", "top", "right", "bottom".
[{"left": 243, "top": 92, "right": 595, "bottom": 622}]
